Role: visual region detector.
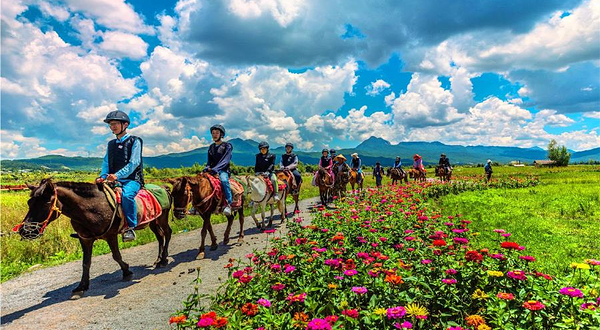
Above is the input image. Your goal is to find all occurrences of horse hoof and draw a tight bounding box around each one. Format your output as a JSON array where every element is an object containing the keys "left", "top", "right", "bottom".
[
  {"left": 196, "top": 252, "right": 205, "bottom": 260},
  {"left": 70, "top": 291, "right": 84, "bottom": 300},
  {"left": 237, "top": 238, "right": 244, "bottom": 244},
  {"left": 123, "top": 270, "right": 133, "bottom": 281},
  {"left": 156, "top": 260, "right": 168, "bottom": 268},
  {"left": 223, "top": 239, "right": 230, "bottom": 245},
  {"left": 210, "top": 244, "right": 218, "bottom": 251}
]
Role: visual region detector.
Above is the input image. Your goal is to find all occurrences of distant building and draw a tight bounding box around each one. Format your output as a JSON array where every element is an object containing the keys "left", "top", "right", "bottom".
[
  {"left": 533, "top": 160, "right": 556, "bottom": 167},
  {"left": 510, "top": 160, "right": 525, "bottom": 167}
]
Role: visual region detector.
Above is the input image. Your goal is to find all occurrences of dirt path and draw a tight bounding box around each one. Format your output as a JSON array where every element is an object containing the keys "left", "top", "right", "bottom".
[{"left": 1, "top": 197, "right": 321, "bottom": 330}]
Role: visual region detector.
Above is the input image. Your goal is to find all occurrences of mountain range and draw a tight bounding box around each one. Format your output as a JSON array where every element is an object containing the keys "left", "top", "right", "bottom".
[{"left": 2, "top": 137, "right": 599, "bottom": 171}]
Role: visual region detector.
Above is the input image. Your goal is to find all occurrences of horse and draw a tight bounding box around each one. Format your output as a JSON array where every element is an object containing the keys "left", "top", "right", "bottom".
[
  {"left": 332, "top": 169, "right": 350, "bottom": 199},
  {"left": 349, "top": 169, "right": 364, "bottom": 193},
  {"left": 316, "top": 167, "right": 333, "bottom": 206},
  {"left": 168, "top": 173, "right": 245, "bottom": 259},
  {"left": 275, "top": 169, "right": 301, "bottom": 215},
  {"left": 409, "top": 168, "right": 427, "bottom": 182},
  {"left": 388, "top": 168, "right": 408, "bottom": 185},
  {"left": 16, "top": 178, "right": 172, "bottom": 298},
  {"left": 435, "top": 166, "right": 452, "bottom": 182},
  {"left": 245, "top": 175, "right": 286, "bottom": 229}
]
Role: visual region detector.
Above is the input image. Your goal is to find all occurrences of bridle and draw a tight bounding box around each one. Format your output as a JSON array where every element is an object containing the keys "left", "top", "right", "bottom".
[
  {"left": 173, "top": 182, "right": 193, "bottom": 216},
  {"left": 13, "top": 188, "right": 62, "bottom": 238}
]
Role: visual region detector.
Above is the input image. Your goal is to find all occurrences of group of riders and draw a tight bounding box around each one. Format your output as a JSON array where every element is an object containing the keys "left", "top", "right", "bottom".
[{"left": 95, "top": 110, "right": 477, "bottom": 242}]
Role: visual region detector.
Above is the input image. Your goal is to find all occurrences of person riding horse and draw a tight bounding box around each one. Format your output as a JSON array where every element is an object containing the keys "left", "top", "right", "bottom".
[
  {"left": 413, "top": 154, "right": 426, "bottom": 177},
  {"left": 95, "top": 110, "right": 143, "bottom": 242},
  {"left": 254, "top": 141, "right": 279, "bottom": 201},
  {"left": 279, "top": 142, "right": 302, "bottom": 189},
  {"left": 203, "top": 124, "right": 234, "bottom": 216},
  {"left": 350, "top": 153, "right": 363, "bottom": 184},
  {"left": 392, "top": 156, "right": 406, "bottom": 176},
  {"left": 333, "top": 154, "right": 350, "bottom": 177},
  {"left": 314, "top": 149, "right": 335, "bottom": 184},
  {"left": 329, "top": 149, "right": 337, "bottom": 161},
  {"left": 439, "top": 153, "right": 452, "bottom": 174}
]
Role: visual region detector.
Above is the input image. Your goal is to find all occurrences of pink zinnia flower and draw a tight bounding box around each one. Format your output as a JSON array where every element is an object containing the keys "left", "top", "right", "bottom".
[
  {"left": 306, "top": 318, "right": 332, "bottom": 330},
  {"left": 351, "top": 286, "right": 368, "bottom": 295},
  {"left": 442, "top": 278, "right": 457, "bottom": 285},
  {"left": 257, "top": 298, "right": 271, "bottom": 307},
  {"left": 344, "top": 269, "right": 358, "bottom": 276},
  {"left": 523, "top": 300, "right": 545, "bottom": 311},
  {"left": 386, "top": 306, "right": 406, "bottom": 319},
  {"left": 560, "top": 287, "right": 584, "bottom": 298},
  {"left": 342, "top": 309, "right": 359, "bottom": 318},
  {"left": 507, "top": 270, "right": 527, "bottom": 281},
  {"left": 394, "top": 321, "right": 413, "bottom": 329}
]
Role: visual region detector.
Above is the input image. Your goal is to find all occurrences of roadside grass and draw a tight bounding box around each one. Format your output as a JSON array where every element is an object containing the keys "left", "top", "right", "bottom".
[
  {"left": 0, "top": 173, "right": 376, "bottom": 282},
  {"left": 430, "top": 165, "right": 600, "bottom": 275}
]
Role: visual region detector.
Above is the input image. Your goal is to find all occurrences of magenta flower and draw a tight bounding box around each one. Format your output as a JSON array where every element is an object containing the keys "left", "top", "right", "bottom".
[
  {"left": 442, "top": 278, "right": 457, "bottom": 285},
  {"left": 394, "top": 321, "right": 413, "bottom": 329},
  {"left": 507, "top": 270, "right": 527, "bottom": 281},
  {"left": 445, "top": 269, "right": 457, "bottom": 275},
  {"left": 257, "top": 298, "right": 271, "bottom": 307},
  {"left": 560, "top": 287, "right": 584, "bottom": 298},
  {"left": 386, "top": 306, "right": 407, "bottom": 319},
  {"left": 284, "top": 264, "right": 296, "bottom": 273},
  {"left": 197, "top": 317, "right": 214, "bottom": 327},
  {"left": 351, "top": 286, "right": 368, "bottom": 295},
  {"left": 519, "top": 255, "right": 536, "bottom": 262},
  {"left": 344, "top": 269, "right": 358, "bottom": 276},
  {"left": 306, "top": 318, "right": 332, "bottom": 330}
]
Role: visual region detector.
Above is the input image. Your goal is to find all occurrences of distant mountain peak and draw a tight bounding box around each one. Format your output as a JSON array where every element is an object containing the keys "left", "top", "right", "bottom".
[{"left": 356, "top": 136, "right": 391, "bottom": 150}]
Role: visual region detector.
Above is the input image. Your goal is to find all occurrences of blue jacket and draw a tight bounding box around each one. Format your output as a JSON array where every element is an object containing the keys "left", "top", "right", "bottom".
[{"left": 100, "top": 134, "right": 142, "bottom": 183}]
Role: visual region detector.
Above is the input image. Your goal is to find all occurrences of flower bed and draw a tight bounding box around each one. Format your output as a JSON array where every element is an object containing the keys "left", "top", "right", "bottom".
[{"left": 171, "top": 182, "right": 599, "bottom": 329}]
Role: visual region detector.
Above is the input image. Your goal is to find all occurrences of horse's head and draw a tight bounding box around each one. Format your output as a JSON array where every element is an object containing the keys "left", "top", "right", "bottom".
[
  {"left": 168, "top": 177, "right": 192, "bottom": 219},
  {"left": 318, "top": 168, "right": 331, "bottom": 185},
  {"left": 15, "top": 178, "right": 63, "bottom": 239},
  {"left": 275, "top": 170, "right": 289, "bottom": 182}
]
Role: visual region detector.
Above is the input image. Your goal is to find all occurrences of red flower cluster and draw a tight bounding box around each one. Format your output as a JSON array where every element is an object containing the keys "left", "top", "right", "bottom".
[
  {"left": 465, "top": 250, "right": 483, "bottom": 263},
  {"left": 241, "top": 302, "right": 259, "bottom": 316},
  {"left": 500, "top": 241, "right": 520, "bottom": 250}
]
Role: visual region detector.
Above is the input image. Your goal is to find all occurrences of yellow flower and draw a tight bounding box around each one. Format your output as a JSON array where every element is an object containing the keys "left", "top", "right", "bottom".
[
  {"left": 328, "top": 283, "right": 338, "bottom": 289},
  {"left": 589, "top": 288, "right": 598, "bottom": 298},
  {"left": 373, "top": 308, "right": 387, "bottom": 316},
  {"left": 405, "top": 303, "right": 428, "bottom": 318},
  {"left": 570, "top": 262, "right": 591, "bottom": 270},
  {"left": 487, "top": 270, "right": 503, "bottom": 277},
  {"left": 471, "top": 289, "right": 490, "bottom": 300},
  {"left": 465, "top": 314, "right": 486, "bottom": 327},
  {"left": 340, "top": 300, "right": 349, "bottom": 309},
  {"left": 478, "top": 325, "right": 492, "bottom": 330}
]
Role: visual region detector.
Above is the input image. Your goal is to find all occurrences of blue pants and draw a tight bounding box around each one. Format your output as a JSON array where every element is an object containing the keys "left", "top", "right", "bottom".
[
  {"left": 121, "top": 180, "right": 141, "bottom": 228},
  {"left": 291, "top": 169, "right": 302, "bottom": 185},
  {"left": 375, "top": 176, "right": 382, "bottom": 187},
  {"left": 218, "top": 171, "right": 233, "bottom": 205}
]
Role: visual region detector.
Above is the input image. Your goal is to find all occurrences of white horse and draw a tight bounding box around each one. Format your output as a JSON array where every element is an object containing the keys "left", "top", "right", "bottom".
[{"left": 245, "top": 175, "right": 286, "bottom": 230}]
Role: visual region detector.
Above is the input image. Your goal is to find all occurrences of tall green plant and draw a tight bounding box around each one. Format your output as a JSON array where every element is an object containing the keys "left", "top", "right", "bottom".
[{"left": 547, "top": 139, "right": 571, "bottom": 166}]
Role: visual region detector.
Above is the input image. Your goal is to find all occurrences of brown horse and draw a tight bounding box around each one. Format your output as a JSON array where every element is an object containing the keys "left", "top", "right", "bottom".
[
  {"left": 349, "top": 169, "right": 364, "bottom": 192},
  {"left": 16, "top": 179, "right": 172, "bottom": 298},
  {"left": 435, "top": 166, "right": 452, "bottom": 182},
  {"left": 332, "top": 169, "right": 350, "bottom": 199},
  {"left": 316, "top": 168, "right": 333, "bottom": 206},
  {"left": 168, "top": 174, "right": 245, "bottom": 259},
  {"left": 276, "top": 170, "right": 301, "bottom": 215},
  {"left": 388, "top": 168, "right": 408, "bottom": 185},
  {"left": 409, "top": 168, "right": 427, "bottom": 182}
]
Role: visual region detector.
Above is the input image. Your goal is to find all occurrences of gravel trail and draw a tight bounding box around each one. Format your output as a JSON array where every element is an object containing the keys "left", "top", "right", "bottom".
[{"left": 1, "top": 197, "right": 320, "bottom": 330}]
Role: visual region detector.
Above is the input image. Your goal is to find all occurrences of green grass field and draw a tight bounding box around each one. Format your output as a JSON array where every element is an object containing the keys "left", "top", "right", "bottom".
[
  {"left": 0, "top": 172, "right": 377, "bottom": 282},
  {"left": 430, "top": 165, "right": 600, "bottom": 275}
]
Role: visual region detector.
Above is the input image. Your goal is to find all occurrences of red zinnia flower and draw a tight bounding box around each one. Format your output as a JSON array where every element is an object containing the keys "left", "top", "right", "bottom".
[
  {"left": 523, "top": 300, "right": 545, "bottom": 311},
  {"left": 433, "top": 239, "right": 447, "bottom": 247},
  {"left": 465, "top": 250, "right": 483, "bottom": 263},
  {"left": 501, "top": 241, "right": 520, "bottom": 250}
]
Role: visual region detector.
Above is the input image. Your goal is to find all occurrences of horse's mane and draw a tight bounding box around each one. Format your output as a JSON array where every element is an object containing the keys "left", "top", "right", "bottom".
[{"left": 56, "top": 181, "right": 105, "bottom": 197}]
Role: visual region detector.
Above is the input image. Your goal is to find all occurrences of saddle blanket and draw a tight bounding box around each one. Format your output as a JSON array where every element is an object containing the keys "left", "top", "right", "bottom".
[
  {"left": 115, "top": 188, "right": 163, "bottom": 232},
  {"left": 262, "top": 176, "right": 286, "bottom": 193},
  {"left": 205, "top": 174, "right": 244, "bottom": 210}
]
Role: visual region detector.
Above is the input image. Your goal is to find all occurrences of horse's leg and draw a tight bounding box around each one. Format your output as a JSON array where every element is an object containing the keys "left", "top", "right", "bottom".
[
  {"left": 237, "top": 204, "right": 245, "bottom": 243},
  {"left": 72, "top": 238, "right": 95, "bottom": 297},
  {"left": 223, "top": 214, "right": 233, "bottom": 245},
  {"left": 106, "top": 234, "right": 133, "bottom": 278},
  {"left": 294, "top": 194, "right": 300, "bottom": 213},
  {"left": 197, "top": 214, "right": 209, "bottom": 259},
  {"left": 159, "top": 212, "right": 172, "bottom": 266},
  {"left": 268, "top": 203, "right": 274, "bottom": 227},
  {"left": 206, "top": 215, "right": 219, "bottom": 251},
  {"left": 149, "top": 221, "right": 164, "bottom": 266},
  {"left": 251, "top": 202, "right": 261, "bottom": 230}
]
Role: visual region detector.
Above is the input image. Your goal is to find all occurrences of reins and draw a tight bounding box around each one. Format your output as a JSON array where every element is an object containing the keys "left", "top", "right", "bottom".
[{"left": 13, "top": 188, "right": 62, "bottom": 236}]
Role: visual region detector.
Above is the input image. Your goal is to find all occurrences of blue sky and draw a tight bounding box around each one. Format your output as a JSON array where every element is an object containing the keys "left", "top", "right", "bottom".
[{"left": 1, "top": 0, "right": 599, "bottom": 159}]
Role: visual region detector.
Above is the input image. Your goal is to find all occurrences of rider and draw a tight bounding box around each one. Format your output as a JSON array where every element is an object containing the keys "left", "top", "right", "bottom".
[
  {"left": 350, "top": 153, "right": 363, "bottom": 184},
  {"left": 413, "top": 154, "right": 426, "bottom": 176},
  {"left": 315, "top": 149, "right": 334, "bottom": 184},
  {"left": 254, "top": 141, "right": 279, "bottom": 201},
  {"left": 439, "top": 153, "right": 452, "bottom": 173},
  {"left": 203, "top": 124, "right": 233, "bottom": 216},
  {"left": 329, "top": 149, "right": 337, "bottom": 161},
  {"left": 392, "top": 156, "right": 406, "bottom": 175},
  {"left": 373, "top": 161, "right": 385, "bottom": 187},
  {"left": 333, "top": 154, "right": 350, "bottom": 177},
  {"left": 484, "top": 159, "right": 493, "bottom": 182},
  {"left": 280, "top": 142, "right": 302, "bottom": 189},
  {"left": 96, "top": 110, "right": 143, "bottom": 242}
]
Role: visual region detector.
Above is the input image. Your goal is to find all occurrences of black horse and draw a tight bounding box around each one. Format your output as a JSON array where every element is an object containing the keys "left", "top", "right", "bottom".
[{"left": 16, "top": 179, "right": 172, "bottom": 298}]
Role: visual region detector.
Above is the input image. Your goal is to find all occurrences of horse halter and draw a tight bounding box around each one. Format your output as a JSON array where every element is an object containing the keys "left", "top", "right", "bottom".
[
  {"left": 173, "top": 183, "right": 192, "bottom": 216},
  {"left": 13, "top": 188, "right": 62, "bottom": 238}
]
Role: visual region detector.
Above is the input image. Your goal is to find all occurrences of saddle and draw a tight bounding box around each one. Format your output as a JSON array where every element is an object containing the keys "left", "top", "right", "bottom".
[
  {"left": 281, "top": 170, "right": 297, "bottom": 190},
  {"left": 205, "top": 174, "right": 244, "bottom": 212},
  {"left": 104, "top": 183, "right": 165, "bottom": 233},
  {"left": 260, "top": 176, "right": 286, "bottom": 194}
]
